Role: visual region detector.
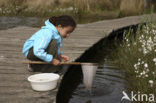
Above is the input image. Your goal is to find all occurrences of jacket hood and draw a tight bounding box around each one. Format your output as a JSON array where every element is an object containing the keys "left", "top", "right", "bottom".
[
  {"left": 44, "top": 19, "right": 59, "bottom": 34},
  {"left": 47, "top": 20, "right": 63, "bottom": 46}
]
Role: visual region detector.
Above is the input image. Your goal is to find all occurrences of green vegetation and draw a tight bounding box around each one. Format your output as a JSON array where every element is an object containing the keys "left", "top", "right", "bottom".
[{"left": 109, "top": 21, "right": 156, "bottom": 102}]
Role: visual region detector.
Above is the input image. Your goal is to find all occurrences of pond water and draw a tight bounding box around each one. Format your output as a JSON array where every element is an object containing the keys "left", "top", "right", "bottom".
[
  {"left": 0, "top": 16, "right": 46, "bottom": 30},
  {"left": 68, "top": 61, "right": 125, "bottom": 103}
]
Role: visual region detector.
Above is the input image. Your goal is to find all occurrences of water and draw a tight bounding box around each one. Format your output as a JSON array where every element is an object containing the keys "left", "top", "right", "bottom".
[
  {"left": 0, "top": 16, "right": 46, "bottom": 30},
  {"left": 68, "top": 61, "right": 125, "bottom": 103}
]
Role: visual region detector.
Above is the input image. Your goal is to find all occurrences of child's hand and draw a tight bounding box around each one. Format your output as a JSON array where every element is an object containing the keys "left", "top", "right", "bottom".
[
  {"left": 59, "top": 55, "right": 70, "bottom": 62},
  {"left": 51, "top": 58, "right": 60, "bottom": 66}
]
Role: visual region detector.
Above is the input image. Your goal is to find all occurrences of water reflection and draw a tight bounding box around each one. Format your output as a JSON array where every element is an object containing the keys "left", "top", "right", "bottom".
[{"left": 68, "top": 62, "right": 125, "bottom": 103}]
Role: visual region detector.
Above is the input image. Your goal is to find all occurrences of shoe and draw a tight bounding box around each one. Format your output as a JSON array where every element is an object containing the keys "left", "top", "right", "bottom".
[{"left": 27, "top": 64, "right": 34, "bottom": 72}]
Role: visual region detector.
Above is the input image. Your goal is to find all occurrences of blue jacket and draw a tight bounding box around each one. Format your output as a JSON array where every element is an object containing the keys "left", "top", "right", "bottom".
[{"left": 22, "top": 20, "right": 63, "bottom": 62}]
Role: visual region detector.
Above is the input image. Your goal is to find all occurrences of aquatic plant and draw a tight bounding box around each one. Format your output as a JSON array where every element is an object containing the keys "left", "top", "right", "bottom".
[{"left": 111, "top": 22, "right": 156, "bottom": 102}]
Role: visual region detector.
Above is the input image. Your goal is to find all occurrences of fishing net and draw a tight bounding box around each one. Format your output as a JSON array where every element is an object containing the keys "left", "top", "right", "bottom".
[{"left": 82, "top": 64, "right": 97, "bottom": 90}]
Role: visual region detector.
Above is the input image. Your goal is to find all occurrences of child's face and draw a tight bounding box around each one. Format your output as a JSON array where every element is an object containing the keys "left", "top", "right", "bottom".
[{"left": 57, "top": 25, "right": 75, "bottom": 38}]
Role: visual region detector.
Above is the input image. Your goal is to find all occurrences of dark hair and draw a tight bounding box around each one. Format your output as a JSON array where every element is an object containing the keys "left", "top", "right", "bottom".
[{"left": 49, "top": 15, "right": 76, "bottom": 28}]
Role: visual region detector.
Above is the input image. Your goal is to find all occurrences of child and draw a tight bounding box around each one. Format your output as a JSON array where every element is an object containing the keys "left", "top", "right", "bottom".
[{"left": 22, "top": 15, "right": 76, "bottom": 73}]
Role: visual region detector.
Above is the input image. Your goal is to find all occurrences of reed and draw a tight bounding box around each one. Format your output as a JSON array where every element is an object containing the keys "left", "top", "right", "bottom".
[
  {"left": 0, "top": 0, "right": 155, "bottom": 19},
  {"left": 109, "top": 21, "right": 156, "bottom": 100},
  {"left": 120, "top": 0, "right": 144, "bottom": 16}
]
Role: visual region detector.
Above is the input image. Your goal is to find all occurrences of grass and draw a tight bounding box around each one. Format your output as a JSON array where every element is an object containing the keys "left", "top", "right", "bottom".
[
  {"left": 0, "top": 0, "right": 155, "bottom": 24},
  {"left": 108, "top": 20, "right": 156, "bottom": 102}
]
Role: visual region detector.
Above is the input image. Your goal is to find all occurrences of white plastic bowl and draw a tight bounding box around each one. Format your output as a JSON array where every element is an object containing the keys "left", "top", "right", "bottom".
[{"left": 28, "top": 73, "right": 60, "bottom": 91}]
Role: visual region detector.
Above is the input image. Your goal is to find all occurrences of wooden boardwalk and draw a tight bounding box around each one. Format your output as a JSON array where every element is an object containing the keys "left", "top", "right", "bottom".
[{"left": 0, "top": 14, "right": 155, "bottom": 103}]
